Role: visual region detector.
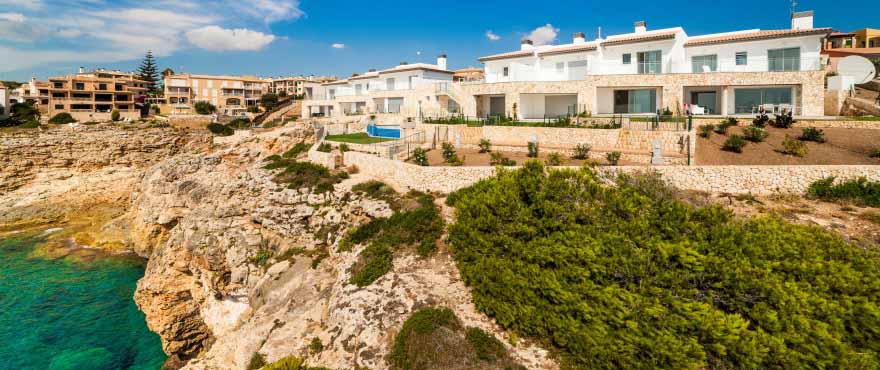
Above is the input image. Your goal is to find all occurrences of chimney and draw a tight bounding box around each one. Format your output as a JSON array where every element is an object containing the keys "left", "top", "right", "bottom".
[
  {"left": 78, "top": 66, "right": 85, "bottom": 73},
  {"left": 597, "top": 26, "right": 603, "bottom": 40},
  {"left": 368, "top": 69, "right": 377, "bottom": 72},
  {"left": 791, "top": 10, "right": 814, "bottom": 30},
  {"left": 437, "top": 54, "right": 448, "bottom": 70},
  {"left": 521, "top": 39, "right": 534, "bottom": 51},
  {"left": 573, "top": 32, "right": 586, "bottom": 44},
  {"left": 400, "top": 62, "right": 408, "bottom": 65},
  {"left": 634, "top": 21, "right": 647, "bottom": 34}
]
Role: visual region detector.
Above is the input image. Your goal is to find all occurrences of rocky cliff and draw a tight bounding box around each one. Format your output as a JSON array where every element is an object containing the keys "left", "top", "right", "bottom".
[{"left": 128, "top": 125, "right": 556, "bottom": 370}]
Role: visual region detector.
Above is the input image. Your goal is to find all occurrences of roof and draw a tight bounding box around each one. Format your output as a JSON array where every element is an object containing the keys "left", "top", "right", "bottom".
[
  {"left": 537, "top": 43, "right": 598, "bottom": 57},
  {"left": 324, "top": 79, "right": 350, "bottom": 86},
  {"left": 454, "top": 67, "right": 483, "bottom": 73},
  {"left": 168, "top": 73, "right": 266, "bottom": 82},
  {"left": 684, "top": 28, "right": 832, "bottom": 47},
  {"left": 829, "top": 32, "right": 857, "bottom": 37},
  {"left": 601, "top": 30, "right": 678, "bottom": 47},
  {"left": 349, "top": 72, "right": 380, "bottom": 81},
  {"left": 478, "top": 50, "right": 535, "bottom": 62},
  {"left": 378, "top": 63, "right": 453, "bottom": 75}
]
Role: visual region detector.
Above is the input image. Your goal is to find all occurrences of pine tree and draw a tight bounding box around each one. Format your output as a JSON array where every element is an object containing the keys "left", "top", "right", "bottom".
[{"left": 137, "top": 51, "right": 159, "bottom": 94}]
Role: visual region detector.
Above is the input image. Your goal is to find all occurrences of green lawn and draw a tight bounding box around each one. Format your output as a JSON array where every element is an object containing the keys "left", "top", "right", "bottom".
[{"left": 325, "top": 132, "right": 395, "bottom": 144}]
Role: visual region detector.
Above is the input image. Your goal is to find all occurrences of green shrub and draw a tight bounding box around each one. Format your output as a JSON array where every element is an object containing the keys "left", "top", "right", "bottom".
[
  {"left": 871, "top": 149, "right": 880, "bottom": 158},
  {"left": 441, "top": 142, "right": 456, "bottom": 160},
  {"left": 261, "top": 93, "right": 279, "bottom": 110},
  {"left": 1, "top": 102, "right": 40, "bottom": 127},
  {"left": 722, "top": 134, "right": 747, "bottom": 152},
  {"left": 545, "top": 152, "right": 563, "bottom": 166},
  {"left": 338, "top": 143, "right": 350, "bottom": 153},
  {"left": 390, "top": 308, "right": 461, "bottom": 370},
  {"left": 807, "top": 177, "right": 880, "bottom": 207},
  {"left": 448, "top": 162, "right": 880, "bottom": 370},
  {"left": 698, "top": 124, "right": 714, "bottom": 138},
  {"left": 48, "top": 112, "right": 76, "bottom": 125},
  {"left": 478, "top": 139, "right": 491, "bottom": 153},
  {"left": 752, "top": 113, "right": 769, "bottom": 128},
  {"left": 489, "top": 152, "right": 516, "bottom": 166},
  {"left": 309, "top": 337, "right": 324, "bottom": 354},
  {"left": 261, "top": 355, "right": 330, "bottom": 370},
  {"left": 606, "top": 151, "right": 621, "bottom": 165},
  {"left": 345, "top": 192, "right": 444, "bottom": 286},
  {"left": 572, "top": 143, "right": 591, "bottom": 160},
  {"left": 248, "top": 106, "right": 260, "bottom": 114},
  {"left": 447, "top": 154, "right": 465, "bottom": 166},
  {"left": 249, "top": 250, "right": 272, "bottom": 267},
  {"left": 263, "top": 157, "right": 346, "bottom": 191},
  {"left": 412, "top": 147, "right": 428, "bottom": 166},
  {"left": 227, "top": 118, "right": 251, "bottom": 129},
  {"left": 316, "top": 143, "right": 332, "bottom": 153},
  {"left": 742, "top": 126, "right": 768, "bottom": 142},
  {"left": 527, "top": 141, "right": 538, "bottom": 158},
  {"left": 799, "top": 127, "right": 826, "bottom": 143},
  {"left": 194, "top": 101, "right": 216, "bottom": 115},
  {"left": 282, "top": 142, "right": 310, "bottom": 158},
  {"left": 110, "top": 109, "right": 120, "bottom": 122},
  {"left": 207, "top": 123, "right": 234, "bottom": 136},
  {"left": 246, "top": 352, "right": 266, "bottom": 370},
  {"left": 466, "top": 327, "right": 506, "bottom": 362},
  {"left": 781, "top": 135, "right": 808, "bottom": 157},
  {"left": 714, "top": 120, "right": 735, "bottom": 134},
  {"left": 18, "top": 120, "right": 39, "bottom": 128},
  {"left": 773, "top": 112, "right": 796, "bottom": 128}
]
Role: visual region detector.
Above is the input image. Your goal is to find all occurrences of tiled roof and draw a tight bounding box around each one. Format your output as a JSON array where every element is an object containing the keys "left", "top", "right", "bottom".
[
  {"left": 537, "top": 43, "right": 598, "bottom": 56},
  {"left": 601, "top": 31, "right": 678, "bottom": 47},
  {"left": 378, "top": 63, "right": 453, "bottom": 75},
  {"left": 478, "top": 50, "right": 535, "bottom": 62},
  {"left": 349, "top": 72, "right": 379, "bottom": 81},
  {"left": 684, "top": 28, "right": 832, "bottom": 47}
]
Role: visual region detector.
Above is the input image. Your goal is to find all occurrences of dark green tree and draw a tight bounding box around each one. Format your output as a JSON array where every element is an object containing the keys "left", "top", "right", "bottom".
[
  {"left": 137, "top": 51, "right": 159, "bottom": 94},
  {"left": 260, "top": 93, "right": 279, "bottom": 111}
]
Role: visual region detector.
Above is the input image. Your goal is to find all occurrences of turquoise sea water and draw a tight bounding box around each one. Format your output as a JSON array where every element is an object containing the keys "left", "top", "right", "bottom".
[{"left": 0, "top": 236, "right": 166, "bottom": 370}]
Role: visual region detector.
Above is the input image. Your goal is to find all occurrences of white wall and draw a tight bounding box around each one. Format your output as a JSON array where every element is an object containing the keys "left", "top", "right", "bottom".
[
  {"left": 594, "top": 38, "right": 682, "bottom": 75},
  {"left": 545, "top": 95, "right": 578, "bottom": 116},
  {"left": 0, "top": 87, "right": 8, "bottom": 119},
  {"left": 684, "top": 35, "right": 824, "bottom": 72}
]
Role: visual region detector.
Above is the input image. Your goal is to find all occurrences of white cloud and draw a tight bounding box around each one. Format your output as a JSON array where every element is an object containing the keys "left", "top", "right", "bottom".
[
  {"left": 233, "top": 0, "right": 304, "bottom": 23},
  {"left": 0, "top": 12, "right": 25, "bottom": 22},
  {"left": 526, "top": 24, "right": 559, "bottom": 45},
  {"left": 0, "top": 0, "right": 43, "bottom": 11},
  {"left": 485, "top": 30, "right": 501, "bottom": 41},
  {"left": 331, "top": 43, "right": 345, "bottom": 49},
  {"left": 186, "top": 26, "right": 276, "bottom": 51}
]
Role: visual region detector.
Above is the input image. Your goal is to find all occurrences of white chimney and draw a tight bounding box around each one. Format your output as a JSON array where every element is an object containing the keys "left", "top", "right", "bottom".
[
  {"left": 634, "top": 21, "right": 647, "bottom": 34},
  {"left": 573, "top": 32, "right": 586, "bottom": 44},
  {"left": 521, "top": 39, "right": 534, "bottom": 51},
  {"left": 792, "top": 10, "right": 814, "bottom": 30},
  {"left": 437, "top": 54, "right": 448, "bottom": 70},
  {"left": 78, "top": 66, "right": 85, "bottom": 73}
]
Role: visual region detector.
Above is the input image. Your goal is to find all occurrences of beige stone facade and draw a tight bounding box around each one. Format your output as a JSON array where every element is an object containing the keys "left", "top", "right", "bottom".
[
  {"left": 163, "top": 74, "right": 268, "bottom": 116},
  {"left": 46, "top": 70, "right": 147, "bottom": 121}
]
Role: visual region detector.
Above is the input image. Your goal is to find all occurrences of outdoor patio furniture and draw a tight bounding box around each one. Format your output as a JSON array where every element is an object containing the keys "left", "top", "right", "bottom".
[{"left": 690, "top": 105, "right": 706, "bottom": 115}]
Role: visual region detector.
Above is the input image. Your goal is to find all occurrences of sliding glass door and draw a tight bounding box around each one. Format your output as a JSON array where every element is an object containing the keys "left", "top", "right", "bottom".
[
  {"left": 613, "top": 89, "right": 657, "bottom": 114},
  {"left": 734, "top": 88, "right": 793, "bottom": 114}
]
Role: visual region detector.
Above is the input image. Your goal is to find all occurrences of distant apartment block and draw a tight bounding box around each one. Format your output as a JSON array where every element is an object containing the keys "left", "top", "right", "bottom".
[
  {"left": 0, "top": 86, "right": 8, "bottom": 119},
  {"left": 45, "top": 68, "right": 148, "bottom": 121},
  {"left": 453, "top": 67, "right": 484, "bottom": 82},
  {"left": 827, "top": 28, "right": 880, "bottom": 49},
  {"left": 305, "top": 11, "right": 832, "bottom": 118},
  {"left": 266, "top": 76, "right": 336, "bottom": 98},
  {"left": 163, "top": 74, "right": 268, "bottom": 115}
]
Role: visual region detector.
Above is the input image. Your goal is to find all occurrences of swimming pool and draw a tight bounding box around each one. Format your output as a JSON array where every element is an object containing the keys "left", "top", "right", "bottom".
[{"left": 366, "top": 124, "right": 401, "bottom": 139}]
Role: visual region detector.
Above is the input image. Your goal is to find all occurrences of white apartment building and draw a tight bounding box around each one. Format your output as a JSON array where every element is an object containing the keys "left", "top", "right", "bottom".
[
  {"left": 304, "top": 55, "right": 455, "bottom": 117},
  {"left": 477, "top": 11, "right": 829, "bottom": 117},
  {"left": 163, "top": 74, "right": 268, "bottom": 115},
  {"left": 0, "top": 86, "right": 8, "bottom": 119}
]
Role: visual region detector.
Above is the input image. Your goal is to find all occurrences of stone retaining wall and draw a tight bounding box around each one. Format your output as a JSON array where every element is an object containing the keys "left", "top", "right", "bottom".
[{"left": 340, "top": 151, "right": 880, "bottom": 195}]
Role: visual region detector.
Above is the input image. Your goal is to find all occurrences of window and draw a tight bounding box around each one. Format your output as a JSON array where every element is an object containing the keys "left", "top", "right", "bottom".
[
  {"left": 768, "top": 47, "right": 800, "bottom": 72},
  {"left": 387, "top": 98, "right": 403, "bottom": 113},
  {"left": 568, "top": 60, "right": 589, "bottom": 79},
  {"left": 329, "top": 89, "right": 336, "bottom": 99},
  {"left": 871, "top": 40, "right": 877, "bottom": 48},
  {"left": 555, "top": 62, "right": 564, "bottom": 73},
  {"left": 691, "top": 55, "right": 718, "bottom": 73},
  {"left": 115, "top": 84, "right": 124, "bottom": 91},
  {"left": 386, "top": 78, "right": 395, "bottom": 90},
  {"left": 74, "top": 83, "right": 85, "bottom": 90},
  {"left": 736, "top": 52, "right": 748, "bottom": 66},
  {"left": 734, "top": 87, "right": 793, "bottom": 113},
  {"left": 355, "top": 84, "right": 362, "bottom": 95},
  {"left": 622, "top": 53, "right": 632, "bottom": 65},
  {"left": 98, "top": 83, "right": 107, "bottom": 91},
  {"left": 613, "top": 89, "right": 657, "bottom": 114},
  {"left": 637, "top": 51, "right": 662, "bottom": 74},
  {"left": 54, "top": 104, "right": 64, "bottom": 109},
  {"left": 502, "top": 67, "right": 509, "bottom": 77},
  {"left": 53, "top": 82, "right": 63, "bottom": 88}
]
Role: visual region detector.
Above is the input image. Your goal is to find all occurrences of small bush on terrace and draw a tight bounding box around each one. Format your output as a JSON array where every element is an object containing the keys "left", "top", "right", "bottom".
[
  {"left": 807, "top": 176, "right": 880, "bottom": 207},
  {"left": 489, "top": 152, "right": 516, "bottom": 166},
  {"left": 545, "top": 152, "right": 563, "bottom": 166},
  {"left": 441, "top": 142, "right": 456, "bottom": 160},
  {"left": 722, "top": 135, "right": 747, "bottom": 153},
  {"left": 478, "top": 139, "right": 492, "bottom": 153},
  {"left": 572, "top": 143, "right": 591, "bottom": 160},
  {"left": 389, "top": 308, "right": 524, "bottom": 370},
  {"left": 226, "top": 118, "right": 251, "bottom": 129},
  {"left": 352, "top": 181, "right": 399, "bottom": 209},
  {"left": 742, "top": 126, "right": 768, "bottom": 142},
  {"left": 447, "top": 162, "right": 880, "bottom": 370},
  {"left": 698, "top": 124, "right": 714, "bottom": 138},
  {"left": 714, "top": 120, "right": 735, "bottom": 134},
  {"left": 871, "top": 149, "right": 880, "bottom": 158},
  {"left": 343, "top": 192, "right": 444, "bottom": 287},
  {"left": 606, "top": 151, "right": 621, "bottom": 165},
  {"left": 48, "top": 112, "right": 76, "bottom": 125},
  {"left": 111, "top": 109, "right": 120, "bottom": 122},
  {"left": 799, "top": 127, "right": 826, "bottom": 143},
  {"left": 781, "top": 135, "right": 808, "bottom": 157},
  {"left": 316, "top": 143, "right": 332, "bottom": 153},
  {"left": 773, "top": 112, "right": 796, "bottom": 128},
  {"left": 752, "top": 113, "right": 770, "bottom": 128},
  {"left": 338, "top": 143, "right": 350, "bottom": 153},
  {"left": 527, "top": 141, "right": 539, "bottom": 158},
  {"left": 412, "top": 147, "right": 428, "bottom": 166}
]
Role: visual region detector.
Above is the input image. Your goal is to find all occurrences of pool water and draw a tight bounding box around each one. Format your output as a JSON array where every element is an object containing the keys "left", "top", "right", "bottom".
[
  {"left": 366, "top": 124, "right": 401, "bottom": 139},
  {"left": 0, "top": 236, "right": 166, "bottom": 370}
]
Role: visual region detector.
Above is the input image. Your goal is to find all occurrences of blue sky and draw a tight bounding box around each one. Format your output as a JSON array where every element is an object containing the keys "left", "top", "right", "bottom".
[{"left": 0, "top": 0, "right": 877, "bottom": 81}]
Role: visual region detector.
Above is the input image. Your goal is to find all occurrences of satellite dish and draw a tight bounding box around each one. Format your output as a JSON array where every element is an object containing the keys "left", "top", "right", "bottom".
[{"left": 838, "top": 55, "right": 877, "bottom": 84}]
